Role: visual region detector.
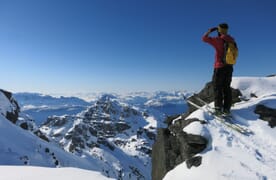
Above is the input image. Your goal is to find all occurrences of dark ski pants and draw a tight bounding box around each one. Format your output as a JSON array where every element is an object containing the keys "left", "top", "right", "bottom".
[{"left": 212, "top": 65, "right": 233, "bottom": 112}]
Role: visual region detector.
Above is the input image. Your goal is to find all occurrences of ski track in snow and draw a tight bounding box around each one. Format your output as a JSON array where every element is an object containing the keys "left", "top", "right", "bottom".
[{"left": 208, "top": 104, "right": 276, "bottom": 177}]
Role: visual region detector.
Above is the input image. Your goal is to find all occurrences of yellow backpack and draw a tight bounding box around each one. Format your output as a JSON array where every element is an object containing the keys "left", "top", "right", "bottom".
[{"left": 223, "top": 41, "right": 238, "bottom": 65}]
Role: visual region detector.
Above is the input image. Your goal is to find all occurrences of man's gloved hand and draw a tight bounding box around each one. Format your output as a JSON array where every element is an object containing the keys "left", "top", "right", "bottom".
[{"left": 209, "top": 27, "right": 218, "bottom": 32}]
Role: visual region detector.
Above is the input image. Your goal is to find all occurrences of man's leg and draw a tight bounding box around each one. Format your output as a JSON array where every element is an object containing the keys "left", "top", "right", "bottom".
[
  {"left": 213, "top": 68, "right": 223, "bottom": 113},
  {"left": 223, "top": 66, "right": 233, "bottom": 113}
]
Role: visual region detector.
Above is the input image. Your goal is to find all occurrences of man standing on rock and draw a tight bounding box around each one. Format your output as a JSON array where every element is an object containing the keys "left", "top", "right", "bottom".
[{"left": 202, "top": 23, "right": 237, "bottom": 115}]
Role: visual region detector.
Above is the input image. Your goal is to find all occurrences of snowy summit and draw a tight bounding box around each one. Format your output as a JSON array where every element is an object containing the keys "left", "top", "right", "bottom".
[{"left": 163, "top": 76, "right": 276, "bottom": 180}]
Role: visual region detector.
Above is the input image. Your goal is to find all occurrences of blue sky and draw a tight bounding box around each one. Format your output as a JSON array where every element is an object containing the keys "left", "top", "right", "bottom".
[{"left": 0, "top": 0, "right": 276, "bottom": 94}]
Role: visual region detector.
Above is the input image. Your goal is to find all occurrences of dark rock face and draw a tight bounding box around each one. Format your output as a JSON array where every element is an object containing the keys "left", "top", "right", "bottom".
[
  {"left": 34, "top": 130, "right": 50, "bottom": 142},
  {"left": 152, "top": 118, "right": 208, "bottom": 180},
  {"left": 0, "top": 89, "right": 20, "bottom": 123},
  {"left": 255, "top": 104, "right": 276, "bottom": 128},
  {"left": 152, "top": 82, "right": 242, "bottom": 180}
]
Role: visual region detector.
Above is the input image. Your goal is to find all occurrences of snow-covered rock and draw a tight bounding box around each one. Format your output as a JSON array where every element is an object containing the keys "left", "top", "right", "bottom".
[{"left": 0, "top": 89, "right": 20, "bottom": 123}]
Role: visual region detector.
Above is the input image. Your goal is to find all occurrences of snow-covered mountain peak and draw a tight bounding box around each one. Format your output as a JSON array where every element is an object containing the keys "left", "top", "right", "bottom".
[
  {"left": 98, "top": 93, "right": 118, "bottom": 102},
  {"left": 40, "top": 95, "right": 159, "bottom": 179}
]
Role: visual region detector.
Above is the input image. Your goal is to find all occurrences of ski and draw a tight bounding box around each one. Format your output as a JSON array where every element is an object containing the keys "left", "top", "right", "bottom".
[
  {"left": 193, "top": 96, "right": 231, "bottom": 117},
  {"left": 183, "top": 94, "right": 253, "bottom": 135}
]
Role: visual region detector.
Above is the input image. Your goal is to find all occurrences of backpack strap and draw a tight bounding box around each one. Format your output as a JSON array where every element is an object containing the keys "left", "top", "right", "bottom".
[{"left": 221, "top": 39, "right": 228, "bottom": 64}]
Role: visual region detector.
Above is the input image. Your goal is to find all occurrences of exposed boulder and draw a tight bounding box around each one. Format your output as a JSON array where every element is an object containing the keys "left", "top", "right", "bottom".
[
  {"left": 255, "top": 104, "right": 276, "bottom": 128},
  {"left": 152, "top": 118, "right": 208, "bottom": 180},
  {"left": 19, "top": 122, "right": 29, "bottom": 130},
  {"left": 186, "top": 156, "right": 202, "bottom": 169},
  {"left": 34, "top": 130, "right": 50, "bottom": 142}
]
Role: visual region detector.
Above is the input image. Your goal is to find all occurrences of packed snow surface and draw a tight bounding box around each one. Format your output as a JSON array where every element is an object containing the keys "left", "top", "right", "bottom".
[{"left": 0, "top": 166, "right": 114, "bottom": 180}]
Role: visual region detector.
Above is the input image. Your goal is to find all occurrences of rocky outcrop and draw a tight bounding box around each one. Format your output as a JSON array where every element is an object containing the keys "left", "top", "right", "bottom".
[
  {"left": 255, "top": 104, "right": 276, "bottom": 128},
  {"left": 0, "top": 89, "right": 20, "bottom": 123},
  {"left": 152, "top": 82, "right": 242, "bottom": 180},
  {"left": 152, "top": 118, "right": 208, "bottom": 180},
  {"left": 186, "top": 82, "right": 242, "bottom": 114}
]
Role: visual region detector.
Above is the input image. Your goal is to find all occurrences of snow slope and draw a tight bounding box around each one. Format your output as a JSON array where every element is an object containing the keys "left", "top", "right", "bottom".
[
  {"left": 164, "top": 76, "right": 276, "bottom": 180},
  {"left": 0, "top": 166, "right": 113, "bottom": 180},
  {"left": 0, "top": 93, "right": 112, "bottom": 179},
  {"left": 0, "top": 113, "right": 101, "bottom": 168}
]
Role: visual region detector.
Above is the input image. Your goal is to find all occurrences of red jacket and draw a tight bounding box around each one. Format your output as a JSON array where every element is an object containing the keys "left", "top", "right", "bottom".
[{"left": 202, "top": 33, "right": 236, "bottom": 68}]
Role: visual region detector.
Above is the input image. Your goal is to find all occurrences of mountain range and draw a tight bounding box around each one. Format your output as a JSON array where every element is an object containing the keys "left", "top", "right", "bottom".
[
  {"left": 1, "top": 89, "right": 186, "bottom": 179},
  {"left": 0, "top": 76, "right": 276, "bottom": 179}
]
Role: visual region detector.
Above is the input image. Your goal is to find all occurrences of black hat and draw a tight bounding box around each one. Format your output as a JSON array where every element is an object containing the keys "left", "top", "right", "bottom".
[
  {"left": 218, "top": 23, "right": 229, "bottom": 29},
  {"left": 218, "top": 23, "right": 229, "bottom": 34}
]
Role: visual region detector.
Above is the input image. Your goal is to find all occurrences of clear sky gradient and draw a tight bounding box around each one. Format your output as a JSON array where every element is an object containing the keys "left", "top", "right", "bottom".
[{"left": 1, "top": 0, "right": 276, "bottom": 94}]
